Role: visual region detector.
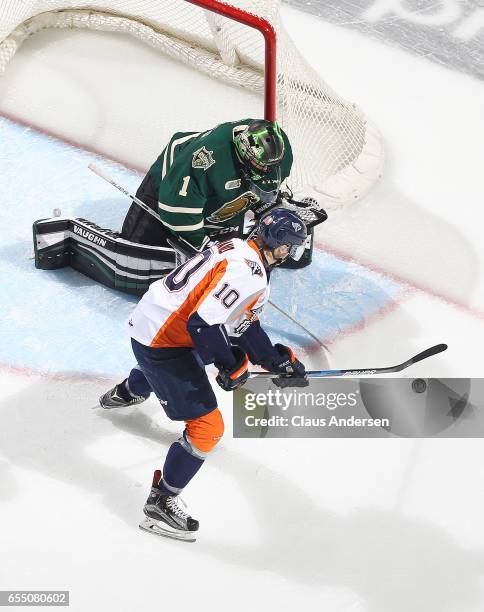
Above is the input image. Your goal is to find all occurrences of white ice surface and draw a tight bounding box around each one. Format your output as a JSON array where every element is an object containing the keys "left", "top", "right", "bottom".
[
  {"left": 0, "top": 5, "right": 484, "bottom": 611},
  {"left": 2, "top": 369, "right": 484, "bottom": 612}
]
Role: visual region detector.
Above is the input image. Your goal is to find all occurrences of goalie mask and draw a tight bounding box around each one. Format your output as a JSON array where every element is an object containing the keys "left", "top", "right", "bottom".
[
  {"left": 257, "top": 207, "right": 308, "bottom": 268},
  {"left": 234, "top": 120, "right": 285, "bottom": 180},
  {"left": 248, "top": 167, "right": 282, "bottom": 210}
]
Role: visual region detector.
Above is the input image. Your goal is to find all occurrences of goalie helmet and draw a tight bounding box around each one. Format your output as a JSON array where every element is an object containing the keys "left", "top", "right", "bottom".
[
  {"left": 234, "top": 120, "right": 285, "bottom": 178},
  {"left": 257, "top": 207, "right": 308, "bottom": 266}
]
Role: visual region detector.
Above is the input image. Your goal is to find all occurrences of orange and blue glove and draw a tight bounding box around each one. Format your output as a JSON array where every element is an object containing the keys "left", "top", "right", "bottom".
[
  {"left": 215, "top": 346, "right": 249, "bottom": 391},
  {"left": 269, "top": 343, "right": 308, "bottom": 388}
]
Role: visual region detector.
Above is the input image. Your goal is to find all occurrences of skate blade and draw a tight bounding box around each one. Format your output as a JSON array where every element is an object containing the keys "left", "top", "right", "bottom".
[{"left": 139, "top": 518, "right": 197, "bottom": 543}]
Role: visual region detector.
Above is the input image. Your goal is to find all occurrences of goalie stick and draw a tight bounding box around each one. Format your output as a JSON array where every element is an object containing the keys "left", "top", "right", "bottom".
[
  {"left": 88, "top": 163, "right": 203, "bottom": 258},
  {"left": 249, "top": 343, "right": 448, "bottom": 378},
  {"left": 88, "top": 163, "right": 329, "bottom": 351}
]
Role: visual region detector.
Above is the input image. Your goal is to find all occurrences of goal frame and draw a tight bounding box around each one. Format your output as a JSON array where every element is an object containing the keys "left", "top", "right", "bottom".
[
  {"left": 0, "top": 0, "right": 385, "bottom": 203},
  {"left": 186, "top": 0, "right": 276, "bottom": 121}
]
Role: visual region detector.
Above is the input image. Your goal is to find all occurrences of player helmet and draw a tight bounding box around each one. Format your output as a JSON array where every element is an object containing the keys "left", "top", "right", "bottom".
[
  {"left": 257, "top": 207, "right": 308, "bottom": 267},
  {"left": 234, "top": 120, "right": 285, "bottom": 178}
]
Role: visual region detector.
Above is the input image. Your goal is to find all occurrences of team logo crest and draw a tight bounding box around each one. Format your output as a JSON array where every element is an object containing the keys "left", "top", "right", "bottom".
[
  {"left": 292, "top": 221, "right": 302, "bottom": 231},
  {"left": 234, "top": 305, "right": 264, "bottom": 335},
  {"left": 192, "top": 146, "right": 215, "bottom": 171},
  {"left": 244, "top": 258, "right": 263, "bottom": 277},
  {"left": 207, "top": 191, "right": 259, "bottom": 223}
]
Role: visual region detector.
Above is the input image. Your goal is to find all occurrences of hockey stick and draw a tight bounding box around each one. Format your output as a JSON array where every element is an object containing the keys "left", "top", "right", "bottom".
[
  {"left": 88, "top": 163, "right": 199, "bottom": 258},
  {"left": 267, "top": 300, "right": 329, "bottom": 351},
  {"left": 249, "top": 343, "right": 448, "bottom": 378},
  {"left": 89, "top": 163, "right": 159, "bottom": 221},
  {"left": 88, "top": 163, "right": 329, "bottom": 351}
]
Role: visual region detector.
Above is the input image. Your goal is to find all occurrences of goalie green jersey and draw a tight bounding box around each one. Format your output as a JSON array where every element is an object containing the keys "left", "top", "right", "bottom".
[{"left": 146, "top": 119, "right": 293, "bottom": 248}]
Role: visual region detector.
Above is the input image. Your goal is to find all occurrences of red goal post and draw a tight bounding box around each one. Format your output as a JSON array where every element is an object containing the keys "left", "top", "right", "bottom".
[
  {"left": 0, "top": 0, "right": 384, "bottom": 205},
  {"left": 186, "top": 0, "right": 277, "bottom": 122}
]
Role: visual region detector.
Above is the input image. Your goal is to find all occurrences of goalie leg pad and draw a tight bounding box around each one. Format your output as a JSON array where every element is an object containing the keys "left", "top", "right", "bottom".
[{"left": 33, "top": 217, "right": 176, "bottom": 295}]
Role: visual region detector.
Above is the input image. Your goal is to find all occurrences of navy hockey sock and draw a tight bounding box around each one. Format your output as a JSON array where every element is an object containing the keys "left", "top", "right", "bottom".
[
  {"left": 158, "top": 442, "right": 204, "bottom": 495},
  {"left": 125, "top": 366, "right": 152, "bottom": 398}
]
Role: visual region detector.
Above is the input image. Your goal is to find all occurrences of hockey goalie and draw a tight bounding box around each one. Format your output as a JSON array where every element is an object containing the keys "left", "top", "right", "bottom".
[{"left": 33, "top": 119, "right": 327, "bottom": 295}]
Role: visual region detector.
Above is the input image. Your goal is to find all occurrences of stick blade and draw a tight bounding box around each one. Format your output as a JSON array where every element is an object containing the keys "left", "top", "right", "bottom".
[
  {"left": 408, "top": 343, "right": 448, "bottom": 367},
  {"left": 88, "top": 163, "right": 109, "bottom": 181}
]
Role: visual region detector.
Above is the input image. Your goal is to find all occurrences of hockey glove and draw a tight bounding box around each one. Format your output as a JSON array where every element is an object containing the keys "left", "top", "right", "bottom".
[
  {"left": 270, "top": 344, "right": 308, "bottom": 388},
  {"left": 215, "top": 346, "right": 249, "bottom": 392}
]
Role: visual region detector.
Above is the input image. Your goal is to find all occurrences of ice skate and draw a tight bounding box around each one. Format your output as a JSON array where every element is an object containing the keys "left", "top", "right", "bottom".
[
  {"left": 139, "top": 472, "right": 199, "bottom": 542},
  {"left": 99, "top": 381, "right": 147, "bottom": 409}
]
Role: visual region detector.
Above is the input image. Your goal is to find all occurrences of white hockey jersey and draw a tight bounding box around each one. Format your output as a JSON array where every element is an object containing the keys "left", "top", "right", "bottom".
[{"left": 128, "top": 239, "right": 269, "bottom": 348}]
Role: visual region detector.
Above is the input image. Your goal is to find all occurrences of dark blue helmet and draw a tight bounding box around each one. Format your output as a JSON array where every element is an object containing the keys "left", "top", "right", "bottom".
[{"left": 257, "top": 207, "right": 308, "bottom": 265}]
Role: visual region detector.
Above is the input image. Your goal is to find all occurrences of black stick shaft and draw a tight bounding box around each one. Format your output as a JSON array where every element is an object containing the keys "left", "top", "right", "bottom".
[{"left": 249, "top": 344, "right": 448, "bottom": 378}]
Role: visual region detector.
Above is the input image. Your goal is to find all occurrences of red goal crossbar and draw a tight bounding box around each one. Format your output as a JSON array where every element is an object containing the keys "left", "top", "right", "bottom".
[{"left": 185, "top": 0, "right": 277, "bottom": 121}]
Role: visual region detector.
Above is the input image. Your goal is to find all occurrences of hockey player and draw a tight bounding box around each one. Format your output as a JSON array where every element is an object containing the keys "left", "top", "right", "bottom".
[
  {"left": 121, "top": 118, "right": 292, "bottom": 250},
  {"left": 99, "top": 207, "right": 309, "bottom": 541},
  {"left": 34, "top": 118, "right": 326, "bottom": 294}
]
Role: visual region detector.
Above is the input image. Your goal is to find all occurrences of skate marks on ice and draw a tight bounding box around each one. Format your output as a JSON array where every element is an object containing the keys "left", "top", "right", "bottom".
[
  {"left": 255, "top": 253, "right": 402, "bottom": 363},
  {"left": 0, "top": 460, "right": 19, "bottom": 502},
  {"left": 196, "top": 447, "right": 484, "bottom": 612},
  {"left": 1, "top": 373, "right": 484, "bottom": 611},
  {"left": 0, "top": 375, "right": 171, "bottom": 528},
  {"left": 317, "top": 178, "right": 482, "bottom": 315},
  {"left": 0, "top": 116, "right": 402, "bottom": 375}
]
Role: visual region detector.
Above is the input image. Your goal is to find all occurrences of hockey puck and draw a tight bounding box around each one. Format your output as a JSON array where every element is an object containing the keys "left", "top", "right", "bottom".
[
  {"left": 360, "top": 379, "right": 471, "bottom": 436},
  {"left": 52, "top": 208, "right": 62, "bottom": 218},
  {"left": 412, "top": 378, "right": 427, "bottom": 393}
]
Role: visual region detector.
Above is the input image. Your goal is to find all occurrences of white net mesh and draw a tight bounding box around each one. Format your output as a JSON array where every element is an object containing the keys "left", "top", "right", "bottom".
[{"left": 0, "top": 0, "right": 384, "bottom": 204}]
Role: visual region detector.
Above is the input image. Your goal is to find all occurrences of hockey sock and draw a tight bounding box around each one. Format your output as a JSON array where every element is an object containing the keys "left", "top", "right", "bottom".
[
  {"left": 125, "top": 366, "right": 152, "bottom": 398},
  {"left": 116, "top": 380, "right": 134, "bottom": 401},
  {"left": 158, "top": 442, "right": 204, "bottom": 495}
]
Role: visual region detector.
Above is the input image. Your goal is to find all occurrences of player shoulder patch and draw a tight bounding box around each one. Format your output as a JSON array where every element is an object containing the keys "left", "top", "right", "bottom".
[
  {"left": 192, "top": 146, "right": 215, "bottom": 171},
  {"left": 225, "top": 179, "right": 241, "bottom": 190},
  {"left": 244, "top": 258, "right": 263, "bottom": 277}
]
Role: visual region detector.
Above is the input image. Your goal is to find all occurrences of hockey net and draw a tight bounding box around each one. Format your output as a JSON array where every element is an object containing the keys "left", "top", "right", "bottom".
[{"left": 0, "top": 0, "right": 384, "bottom": 205}]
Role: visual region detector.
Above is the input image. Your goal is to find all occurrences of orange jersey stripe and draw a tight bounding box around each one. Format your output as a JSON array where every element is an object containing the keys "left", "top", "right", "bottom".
[
  {"left": 243, "top": 294, "right": 261, "bottom": 317},
  {"left": 247, "top": 239, "right": 263, "bottom": 260},
  {"left": 150, "top": 260, "right": 228, "bottom": 348}
]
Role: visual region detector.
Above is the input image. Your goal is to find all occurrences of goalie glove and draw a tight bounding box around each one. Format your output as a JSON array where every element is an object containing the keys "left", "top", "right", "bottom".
[
  {"left": 251, "top": 194, "right": 282, "bottom": 220},
  {"left": 268, "top": 344, "right": 309, "bottom": 388},
  {"left": 277, "top": 189, "right": 328, "bottom": 230},
  {"left": 215, "top": 346, "right": 249, "bottom": 391}
]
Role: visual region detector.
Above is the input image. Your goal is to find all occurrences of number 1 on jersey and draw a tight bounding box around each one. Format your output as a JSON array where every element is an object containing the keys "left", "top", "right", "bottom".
[{"left": 179, "top": 175, "right": 191, "bottom": 197}]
